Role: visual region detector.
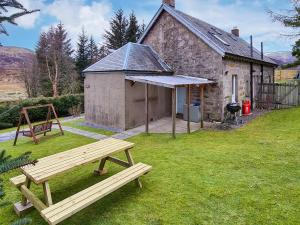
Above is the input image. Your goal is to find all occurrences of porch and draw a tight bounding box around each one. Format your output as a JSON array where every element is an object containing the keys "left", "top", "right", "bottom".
[{"left": 126, "top": 75, "right": 215, "bottom": 138}]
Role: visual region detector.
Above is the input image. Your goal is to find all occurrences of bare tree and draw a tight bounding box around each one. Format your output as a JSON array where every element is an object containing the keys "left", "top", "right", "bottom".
[
  {"left": 268, "top": 0, "right": 300, "bottom": 37},
  {"left": 36, "top": 23, "right": 78, "bottom": 97},
  {"left": 21, "top": 56, "right": 39, "bottom": 98}
]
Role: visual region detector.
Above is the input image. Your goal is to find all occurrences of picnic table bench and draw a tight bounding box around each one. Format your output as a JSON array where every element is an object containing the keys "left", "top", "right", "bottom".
[{"left": 10, "top": 138, "right": 151, "bottom": 225}]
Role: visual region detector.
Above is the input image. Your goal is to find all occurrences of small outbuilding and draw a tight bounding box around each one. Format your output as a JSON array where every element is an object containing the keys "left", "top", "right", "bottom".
[
  {"left": 83, "top": 42, "right": 214, "bottom": 135},
  {"left": 83, "top": 42, "right": 173, "bottom": 131}
]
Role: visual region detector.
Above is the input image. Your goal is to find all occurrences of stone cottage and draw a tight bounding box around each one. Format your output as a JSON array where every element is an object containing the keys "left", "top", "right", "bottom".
[
  {"left": 139, "top": 0, "right": 277, "bottom": 120},
  {"left": 83, "top": 0, "right": 277, "bottom": 131}
]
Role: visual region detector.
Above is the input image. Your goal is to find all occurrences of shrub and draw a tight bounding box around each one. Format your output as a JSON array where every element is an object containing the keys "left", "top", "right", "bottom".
[
  {"left": 0, "top": 122, "right": 13, "bottom": 129},
  {"left": 0, "top": 94, "right": 84, "bottom": 127}
]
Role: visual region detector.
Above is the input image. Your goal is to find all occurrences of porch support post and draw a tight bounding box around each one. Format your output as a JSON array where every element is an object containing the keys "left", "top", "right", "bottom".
[
  {"left": 145, "top": 83, "right": 149, "bottom": 134},
  {"left": 172, "top": 87, "right": 176, "bottom": 138},
  {"left": 186, "top": 85, "right": 191, "bottom": 134},
  {"left": 200, "top": 85, "right": 204, "bottom": 129}
]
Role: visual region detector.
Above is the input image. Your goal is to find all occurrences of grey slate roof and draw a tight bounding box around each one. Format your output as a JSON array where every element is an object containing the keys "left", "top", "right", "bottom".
[
  {"left": 139, "top": 4, "right": 277, "bottom": 65},
  {"left": 83, "top": 42, "right": 172, "bottom": 73}
]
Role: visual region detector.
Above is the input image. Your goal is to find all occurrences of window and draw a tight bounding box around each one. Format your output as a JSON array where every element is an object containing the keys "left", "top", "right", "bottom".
[
  {"left": 212, "top": 34, "right": 230, "bottom": 46},
  {"left": 232, "top": 75, "right": 238, "bottom": 103}
]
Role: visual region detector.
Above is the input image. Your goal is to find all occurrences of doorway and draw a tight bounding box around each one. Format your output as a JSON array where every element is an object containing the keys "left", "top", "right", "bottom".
[{"left": 176, "top": 87, "right": 186, "bottom": 115}]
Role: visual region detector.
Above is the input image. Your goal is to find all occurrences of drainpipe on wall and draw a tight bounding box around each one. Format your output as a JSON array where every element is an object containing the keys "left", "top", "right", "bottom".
[
  {"left": 250, "top": 35, "right": 254, "bottom": 110},
  {"left": 260, "top": 42, "right": 264, "bottom": 104}
]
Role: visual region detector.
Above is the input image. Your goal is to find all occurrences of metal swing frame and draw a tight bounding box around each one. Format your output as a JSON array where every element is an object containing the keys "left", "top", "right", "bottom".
[{"left": 13, "top": 104, "right": 64, "bottom": 145}]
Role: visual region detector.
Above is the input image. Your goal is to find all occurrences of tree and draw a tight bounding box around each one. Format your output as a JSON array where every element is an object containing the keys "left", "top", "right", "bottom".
[
  {"left": 75, "top": 28, "right": 89, "bottom": 91},
  {"left": 75, "top": 28, "right": 89, "bottom": 73},
  {"left": 22, "top": 56, "right": 39, "bottom": 98},
  {"left": 269, "top": 0, "right": 300, "bottom": 63},
  {"left": 36, "top": 23, "right": 79, "bottom": 97},
  {"left": 87, "top": 36, "right": 99, "bottom": 64},
  {"left": 126, "top": 11, "right": 139, "bottom": 43},
  {"left": 104, "top": 9, "right": 128, "bottom": 49},
  {"left": 0, "top": 150, "right": 37, "bottom": 225},
  {"left": 137, "top": 21, "right": 146, "bottom": 41},
  {"left": 98, "top": 45, "right": 110, "bottom": 60},
  {"left": 269, "top": 0, "right": 300, "bottom": 37},
  {"left": 0, "top": 3, "right": 39, "bottom": 224},
  {"left": 0, "top": 0, "right": 39, "bottom": 36}
]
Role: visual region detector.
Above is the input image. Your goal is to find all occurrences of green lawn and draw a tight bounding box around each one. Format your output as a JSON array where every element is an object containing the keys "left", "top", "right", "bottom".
[
  {"left": 62, "top": 118, "right": 115, "bottom": 136},
  {"left": 0, "top": 108, "right": 299, "bottom": 225},
  {"left": 0, "top": 117, "right": 115, "bottom": 136}
]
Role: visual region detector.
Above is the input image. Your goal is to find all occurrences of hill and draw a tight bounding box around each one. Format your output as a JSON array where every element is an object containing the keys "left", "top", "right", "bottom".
[
  {"left": 265, "top": 51, "right": 296, "bottom": 66},
  {"left": 0, "top": 46, "right": 35, "bottom": 102}
]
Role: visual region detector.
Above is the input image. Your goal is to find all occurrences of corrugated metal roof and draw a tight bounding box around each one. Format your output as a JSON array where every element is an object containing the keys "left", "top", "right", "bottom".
[
  {"left": 139, "top": 4, "right": 277, "bottom": 65},
  {"left": 83, "top": 42, "right": 173, "bottom": 73},
  {"left": 125, "top": 75, "right": 215, "bottom": 88}
]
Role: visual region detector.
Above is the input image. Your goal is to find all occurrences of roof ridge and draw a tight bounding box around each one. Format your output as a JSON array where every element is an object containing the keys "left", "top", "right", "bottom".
[
  {"left": 123, "top": 42, "right": 132, "bottom": 70},
  {"left": 146, "top": 45, "right": 173, "bottom": 72}
]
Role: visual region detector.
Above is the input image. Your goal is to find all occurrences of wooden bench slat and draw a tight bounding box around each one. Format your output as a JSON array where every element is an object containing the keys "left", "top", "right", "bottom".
[
  {"left": 10, "top": 175, "right": 27, "bottom": 187},
  {"left": 41, "top": 163, "right": 151, "bottom": 225}
]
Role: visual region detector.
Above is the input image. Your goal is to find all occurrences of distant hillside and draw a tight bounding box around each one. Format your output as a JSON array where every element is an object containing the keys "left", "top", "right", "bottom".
[
  {"left": 265, "top": 51, "right": 296, "bottom": 66},
  {"left": 0, "top": 46, "right": 35, "bottom": 102}
]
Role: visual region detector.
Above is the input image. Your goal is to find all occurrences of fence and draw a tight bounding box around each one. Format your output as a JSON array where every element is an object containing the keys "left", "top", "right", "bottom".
[{"left": 256, "top": 81, "right": 300, "bottom": 109}]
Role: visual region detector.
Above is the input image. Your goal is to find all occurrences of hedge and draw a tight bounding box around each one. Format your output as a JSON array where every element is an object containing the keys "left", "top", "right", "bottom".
[{"left": 0, "top": 94, "right": 84, "bottom": 127}]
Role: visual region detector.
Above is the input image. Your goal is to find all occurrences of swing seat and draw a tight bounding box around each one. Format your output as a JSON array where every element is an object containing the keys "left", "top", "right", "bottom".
[{"left": 23, "top": 121, "right": 53, "bottom": 137}]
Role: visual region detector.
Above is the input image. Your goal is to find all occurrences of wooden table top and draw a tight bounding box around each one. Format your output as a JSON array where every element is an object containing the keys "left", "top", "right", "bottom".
[{"left": 21, "top": 138, "right": 134, "bottom": 184}]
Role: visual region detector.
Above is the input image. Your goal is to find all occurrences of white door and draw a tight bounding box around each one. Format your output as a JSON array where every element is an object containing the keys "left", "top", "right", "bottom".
[{"left": 176, "top": 87, "right": 186, "bottom": 114}]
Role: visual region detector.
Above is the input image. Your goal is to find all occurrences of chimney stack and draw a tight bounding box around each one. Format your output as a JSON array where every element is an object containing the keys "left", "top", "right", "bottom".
[
  {"left": 231, "top": 27, "right": 239, "bottom": 37},
  {"left": 163, "top": 0, "right": 175, "bottom": 8}
]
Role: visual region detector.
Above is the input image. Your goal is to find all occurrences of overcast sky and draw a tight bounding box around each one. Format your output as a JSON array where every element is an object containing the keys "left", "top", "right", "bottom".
[{"left": 0, "top": 0, "right": 296, "bottom": 53}]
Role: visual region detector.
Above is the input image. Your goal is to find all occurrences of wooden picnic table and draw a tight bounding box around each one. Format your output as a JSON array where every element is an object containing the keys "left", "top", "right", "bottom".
[{"left": 11, "top": 138, "right": 151, "bottom": 225}]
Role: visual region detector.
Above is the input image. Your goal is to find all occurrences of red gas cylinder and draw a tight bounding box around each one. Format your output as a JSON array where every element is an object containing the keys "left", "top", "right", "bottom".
[{"left": 242, "top": 100, "right": 251, "bottom": 116}]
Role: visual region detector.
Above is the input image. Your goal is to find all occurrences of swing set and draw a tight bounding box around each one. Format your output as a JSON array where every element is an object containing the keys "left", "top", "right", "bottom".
[{"left": 13, "top": 104, "right": 64, "bottom": 145}]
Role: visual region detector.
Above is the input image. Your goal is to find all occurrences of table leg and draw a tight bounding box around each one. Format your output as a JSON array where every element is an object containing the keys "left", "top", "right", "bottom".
[
  {"left": 125, "top": 149, "right": 142, "bottom": 188},
  {"left": 43, "top": 181, "right": 53, "bottom": 206},
  {"left": 21, "top": 178, "right": 31, "bottom": 206},
  {"left": 94, "top": 157, "right": 108, "bottom": 175}
]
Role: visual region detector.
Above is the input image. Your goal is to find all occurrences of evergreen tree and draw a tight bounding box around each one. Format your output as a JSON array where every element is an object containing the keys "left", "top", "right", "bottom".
[
  {"left": 126, "top": 11, "right": 139, "bottom": 43},
  {"left": 88, "top": 36, "right": 99, "bottom": 64},
  {"left": 0, "top": 0, "right": 39, "bottom": 36},
  {"left": 75, "top": 28, "right": 89, "bottom": 91},
  {"left": 269, "top": 0, "right": 300, "bottom": 63},
  {"left": 104, "top": 9, "right": 128, "bottom": 49},
  {"left": 292, "top": 39, "right": 300, "bottom": 61},
  {"left": 76, "top": 28, "right": 89, "bottom": 72},
  {"left": 137, "top": 21, "right": 146, "bottom": 41},
  {"left": 0, "top": 150, "right": 36, "bottom": 225},
  {"left": 98, "top": 45, "right": 110, "bottom": 60}
]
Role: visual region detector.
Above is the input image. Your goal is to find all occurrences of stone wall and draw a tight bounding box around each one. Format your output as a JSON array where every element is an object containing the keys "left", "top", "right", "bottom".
[
  {"left": 223, "top": 59, "right": 275, "bottom": 108},
  {"left": 142, "top": 11, "right": 224, "bottom": 121}
]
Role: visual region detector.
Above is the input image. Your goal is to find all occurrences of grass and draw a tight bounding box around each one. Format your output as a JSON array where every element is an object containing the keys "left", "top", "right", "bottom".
[
  {"left": 0, "top": 108, "right": 299, "bottom": 225},
  {"left": 62, "top": 118, "right": 115, "bottom": 136},
  {"left": 0, "top": 117, "right": 115, "bottom": 136}
]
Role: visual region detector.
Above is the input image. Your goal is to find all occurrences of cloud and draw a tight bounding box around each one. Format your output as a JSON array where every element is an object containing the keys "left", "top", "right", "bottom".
[
  {"left": 14, "top": 0, "right": 44, "bottom": 28},
  {"left": 44, "top": 0, "right": 111, "bottom": 45}
]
